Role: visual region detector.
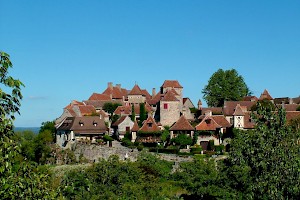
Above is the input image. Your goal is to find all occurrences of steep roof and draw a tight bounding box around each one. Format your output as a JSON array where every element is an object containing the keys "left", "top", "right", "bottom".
[
  {"left": 211, "top": 115, "right": 231, "bottom": 128},
  {"left": 161, "top": 80, "right": 183, "bottom": 88},
  {"left": 139, "top": 116, "right": 160, "bottom": 132},
  {"left": 286, "top": 111, "right": 300, "bottom": 122},
  {"left": 64, "top": 100, "right": 84, "bottom": 109},
  {"left": 223, "top": 101, "right": 256, "bottom": 116},
  {"left": 114, "top": 104, "right": 152, "bottom": 115},
  {"left": 201, "top": 107, "right": 223, "bottom": 115},
  {"left": 112, "top": 116, "right": 128, "bottom": 126},
  {"left": 233, "top": 104, "right": 246, "bottom": 116},
  {"left": 259, "top": 89, "right": 273, "bottom": 100},
  {"left": 244, "top": 113, "right": 255, "bottom": 129},
  {"left": 102, "top": 86, "right": 127, "bottom": 99},
  {"left": 170, "top": 115, "right": 194, "bottom": 131},
  {"left": 161, "top": 90, "right": 179, "bottom": 101},
  {"left": 147, "top": 93, "right": 163, "bottom": 105},
  {"left": 128, "top": 84, "right": 143, "bottom": 95},
  {"left": 78, "top": 105, "right": 97, "bottom": 116},
  {"left": 195, "top": 116, "right": 221, "bottom": 131},
  {"left": 141, "top": 89, "right": 152, "bottom": 100},
  {"left": 131, "top": 120, "right": 140, "bottom": 132}
]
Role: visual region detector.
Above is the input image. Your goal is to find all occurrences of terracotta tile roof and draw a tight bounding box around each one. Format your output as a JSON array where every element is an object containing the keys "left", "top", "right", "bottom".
[
  {"left": 147, "top": 93, "right": 163, "bottom": 105},
  {"left": 83, "top": 100, "right": 109, "bottom": 109},
  {"left": 223, "top": 101, "right": 256, "bottom": 116},
  {"left": 161, "top": 90, "right": 179, "bottom": 101},
  {"left": 286, "top": 111, "right": 300, "bottom": 122},
  {"left": 259, "top": 89, "right": 273, "bottom": 100},
  {"left": 102, "top": 86, "right": 126, "bottom": 99},
  {"left": 291, "top": 97, "right": 300, "bottom": 104},
  {"left": 170, "top": 115, "right": 194, "bottom": 131},
  {"left": 64, "top": 100, "right": 84, "bottom": 109},
  {"left": 114, "top": 104, "right": 152, "bottom": 115},
  {"left": 169, "top": 88, "right": 179, "bottom": 95},
  {"left": 128, "top": 84, "right": 143, "bottom": 95},
  {"left": 244, "top": 112, "right": 255, "bottom": 129},
  {"left": 112, "top": 116, "right": 128, "bottom": 126},
  {"left": 66, "top": 108, "right": 77, "bottom": 117},
  {"left": 79, "top": 105, "right": 97, "bottom": 116},
  {"left": 195, "top": 116, "right": 221, "bottom": 131},
  {"left": 114, "top": 106, "right": 131, "bottom": 115},
  {"left": 57, "top": 116, "right": 106, "bottom": 134},
  {"left": 161, "top": 80, "right": 183, "bottom": 88},
  {"left": 277, "top": 104, "right": 299, "bottom": 111},
  {"left": 242, "top": 96, "right": 258, "bottom": 102},
  {"left": 211, "top": 115, "right": 231, "bottom": 128},
  {"left": 131, "top": 120, "right": 139, "bottom": 132},
  {"left": 201, "top": 107, "right": 223, "bottom": 115},
  {"left": 88, "top": 93, "right": 111, "bottom": 101},
  {"left": 139, "top": 116, "right": 160, "bottom": 132},
  {"left": 233, "top": 104, "right": 246, "bottom": 116},
  {"left": 141, "top": 89, "right": 152, "bottom": 100}
]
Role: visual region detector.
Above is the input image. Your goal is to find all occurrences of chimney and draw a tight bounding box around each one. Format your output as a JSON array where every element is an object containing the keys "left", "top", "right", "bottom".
[
  {"left": 197, "top": 99, "right": 202, "bottom": 110},
  {"left": 116, "top": 84, "right": 121, "bottom": 90},
  {"left": 108, "top": 82, "right": 113, "bottom": 89},
  {"left": 282, "top": 101, "right": 285, "bottom": 109},
  {"left": 152, "top": 88, "right": 156, "bottom": 97}
]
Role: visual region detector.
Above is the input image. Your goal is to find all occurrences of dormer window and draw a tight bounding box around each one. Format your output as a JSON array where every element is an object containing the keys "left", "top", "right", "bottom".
[
  {"left": 79, "top": 121, "right": 84, "bottom": 126},
  {"left": 148, "top": 123, "right": 152, "bottom": 128},
  {"left": 93, "top": 121, "right": 98, "bottom": 126}
]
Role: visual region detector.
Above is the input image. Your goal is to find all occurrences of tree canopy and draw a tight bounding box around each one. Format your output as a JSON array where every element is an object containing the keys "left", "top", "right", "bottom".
[{"left": 202, "top": 69, "right": 250, "bottom": 107}]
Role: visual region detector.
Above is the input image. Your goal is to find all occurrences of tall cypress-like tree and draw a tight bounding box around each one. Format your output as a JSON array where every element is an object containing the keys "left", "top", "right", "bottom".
[
  {"left": 131, "top": 104, "right": 135, "bottom": 121},
  {"left": 139, "top": 103, "right": 146, "bottom": 127}
]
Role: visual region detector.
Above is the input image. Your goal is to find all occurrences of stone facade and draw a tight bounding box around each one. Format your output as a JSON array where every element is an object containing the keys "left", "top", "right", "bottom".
[{"left": 159, "top": 100, "right": 180, "bottom": 127}]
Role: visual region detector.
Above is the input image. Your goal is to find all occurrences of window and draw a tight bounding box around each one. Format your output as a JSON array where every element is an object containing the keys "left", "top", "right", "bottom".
[{"left": 164, "top": 103, "right": 168, "bottom": 109}]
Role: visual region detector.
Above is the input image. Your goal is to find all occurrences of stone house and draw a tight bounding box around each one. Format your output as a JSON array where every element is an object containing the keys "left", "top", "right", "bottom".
[
  {"left": 111, "top": 115, "right": 134, "bottom": 140},
  {"left": 159, "top": 90, "right": 181, "bottom": 127},
  {"left": 169, "top": 115, "right": 194, "bottom": 139},
  {"left": 135, "top": 116, "right": 161, "bottom": 144},
  {"left": 56, "top": 116, "right": 107, "bottom": 148}
]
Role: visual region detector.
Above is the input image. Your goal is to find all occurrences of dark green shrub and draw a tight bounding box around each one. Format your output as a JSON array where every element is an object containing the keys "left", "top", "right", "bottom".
[
  {"left": 207, "top": 140, "right": 215, "bottom": 151},
  {"left": 103, "top": 135, "right": 114, "bottom": 142},
  {"left": 214, "top": 145, "right": 224, "bottom": 154}
]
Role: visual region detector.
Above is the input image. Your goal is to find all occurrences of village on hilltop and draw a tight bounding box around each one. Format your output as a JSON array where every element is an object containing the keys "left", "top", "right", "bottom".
[{"left": 55, "top": 80, "right": 300, "bottom": 151}]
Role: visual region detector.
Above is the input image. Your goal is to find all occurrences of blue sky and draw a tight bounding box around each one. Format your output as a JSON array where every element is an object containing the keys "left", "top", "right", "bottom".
[{"left": 1, "top": 0, "right": 300, "bottom": 127}]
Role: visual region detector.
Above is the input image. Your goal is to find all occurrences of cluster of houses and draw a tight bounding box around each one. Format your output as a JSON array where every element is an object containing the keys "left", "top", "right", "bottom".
[{"left": 55, "top": 80, "right": 300, "bottom": 151}]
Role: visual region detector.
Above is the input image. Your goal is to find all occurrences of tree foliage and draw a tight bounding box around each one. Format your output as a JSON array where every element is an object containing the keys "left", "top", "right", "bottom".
[
  {"left": 139, "top": 103, "right": 147, "bottom": 127},
  {"left": 171, "top": 134, "right": 193, "bottom": 148},
  {"left": 102, "top": 102, "right": 122, "bottom": 115},
  {"left": 202, "top": 69, "right": 250, "bottom": 107},
  {"left": 222, "top": 103, "right": 300, "bottom": 199},
  {"left": 0, "top": 52, "right": 56, "bottom": 198}
]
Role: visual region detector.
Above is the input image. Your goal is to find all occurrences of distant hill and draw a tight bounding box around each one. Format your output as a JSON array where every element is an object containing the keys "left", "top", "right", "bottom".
[{"left": 14, "top": 127, "right": 40, "bottom": 134}]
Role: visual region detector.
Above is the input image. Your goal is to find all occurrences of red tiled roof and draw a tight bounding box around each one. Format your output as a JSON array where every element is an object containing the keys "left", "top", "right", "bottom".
[
  {"left": 141, "top": 89, "right": 152, "bottom": 100},
  {"left": 286, "top": 111, "right": 300, "bottom": 122},
  {"left": 99, "top": 110, "right": 109, "bottom": 117},
  {"left": 223, "top": 101, "right": 256, "bottom": 116},
  {"left": 244, "top": 112, "right": 255, "bottom": 129},
  {"left": 211, "top": 115, "right": 231, "bottom": 128},
  {"left": 161, "top": 90, "right": 179, "bottom": 101},
  {"left": 66, "top": 108, "right": 77, "bottom": 117},
  {"left": 79, "top": 105, "right": 97, "bottom": 116},
  {"left": 170, "top": 115, "right": 194, "bottom": 131},
  {"left": 259, "top": 89, "right": 273, "bottom": 100},
  {"left": 201, "top": 107, "right": 223, "bottom": 115},
  {"left": 88, "top": 93, "right": 111, "bottom": 101},
  {"left": 147, "top": 93, "right": 163, "bottom": 105},
  {"left": 102, "top": 86, "right": 125, "bottom": 99},
  {"left": 242, "top": 96, "right": 258, "bottom": 102},
  {"left": 161, "top": 80, "right": 183, "bottom": 88},
  {"left": 131, "top": 120, "right": 139, "bottom": 132},
  {"left": 195, "top": 116, "right": 221, "bottom": 131},
  {"left": 277, "top": 104, "right": 299, "bottom": 111},
  {"left": 114, "top": 104, "right": 151, "bottom": 115},
  {"left": 233, "top": 104, "right": 246, "bottom": 116},
  {"left": 112, "top": 116, "right": 128, "bottom": 126},
  {"left": 64, "top": 100, "right": 84, "bottom": 109},
  {"left": 139, "top": 116, "right": 160, "bottom": 132},
  {"left": 129, "top": 84, "right": 143, "bottom": 95}
]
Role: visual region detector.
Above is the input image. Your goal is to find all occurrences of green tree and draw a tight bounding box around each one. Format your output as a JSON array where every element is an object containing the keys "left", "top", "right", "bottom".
[
  {"left": 39, "top": 120, "right": 56, "bottom": 142},
  {"left": 171, "top": 134, "right": 193, "bottom": 149},
  {"left": 223, "top": 103, "right": 300, "bottom": 199},
  {"left": 131, "top": 103, "right": 135, "bottom": 121},
  {"left": 0, "top": 52, "right": 56, "bottom": 198},
  {"left": 139, "top": 103, "right": 147, "bottom": 127},
  {"left": 103, "top": 102, "right": 122, "bottom": 115},
  {"left": 202, "top": 69, "right": 250, "bottom": 107}
]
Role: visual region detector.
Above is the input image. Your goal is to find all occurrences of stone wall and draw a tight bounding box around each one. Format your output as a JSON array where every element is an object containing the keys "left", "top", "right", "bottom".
[{"left": 160, "top": 101, "right": 180, "bottom": 126}]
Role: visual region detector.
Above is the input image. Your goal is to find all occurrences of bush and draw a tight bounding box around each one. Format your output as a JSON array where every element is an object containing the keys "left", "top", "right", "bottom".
[
  {"left": 121, "top": 138, "right": 134, "bottom": 148},
  {"left": 207, "top": 140, "right": 215, "bottom": 151},
  {"left": 103, "top": 135, "right": 114, "bottom": 142},
  {"left": 190, "top": 146, "right": 203, "bottom": 154},
  {"left": 214, "top": 145, "right": 224, "bottom": 154}
]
